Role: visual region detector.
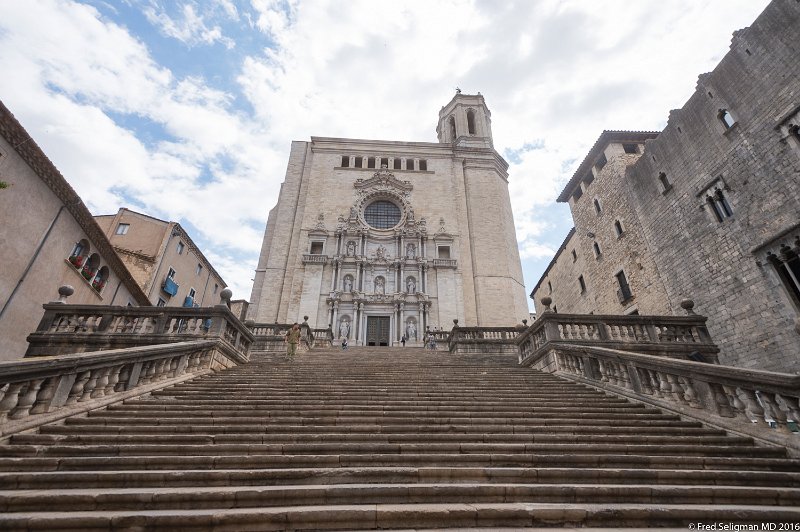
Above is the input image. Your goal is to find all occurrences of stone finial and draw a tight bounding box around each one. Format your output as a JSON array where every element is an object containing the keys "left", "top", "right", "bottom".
[
  {"left": 54, "top": 285, "right": 74, "bottom": 304},
  {"left": 219, "top": 288, "right": 232, "bottom": 307},
  {"left": 244, "top": 319, "right": 255, "bottom": 328},
  {"left": 522, "top": 319, "right": 528, "bottom": 326},
  {"left": 540, "top": 296, "right": 553, "bottom": 313},
  {"left": 680, "top": 298, "right": 695, "bottom": 315},
  {"left": 303, "top": 316, "right": 309, "bottom": 323},
  {"left": 452, "top": 319, "right": 459, "bottom": 327}
]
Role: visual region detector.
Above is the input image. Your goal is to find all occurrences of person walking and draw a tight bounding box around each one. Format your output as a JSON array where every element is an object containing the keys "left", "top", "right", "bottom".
[
  {"left": 341, "top": 336, "right": 348, "bottom": 350},
  {"left": 285, "top": 323, "right": 301, "bottom": 359},
  {"left": 400, "top": 335, "right": 406, "bottom": 347}
]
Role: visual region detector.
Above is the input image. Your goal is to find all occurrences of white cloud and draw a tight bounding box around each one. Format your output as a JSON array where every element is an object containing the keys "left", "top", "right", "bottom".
[{"left": 143, "top": 2, "right": 235, "bottom": 49}]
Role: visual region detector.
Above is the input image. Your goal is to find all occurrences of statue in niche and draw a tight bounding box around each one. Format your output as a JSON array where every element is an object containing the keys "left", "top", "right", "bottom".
[
  {"left": 406, "top": 243, "right": 416, "bottom": 259},
  {"left": 374, "top": 276, "right": 385, "bottom": 294},
  {"left": 375, "top": 244, "right": 387, "bottom": 260},
  {"left": 406, "top": 277, "right": 416, "bottom": 293},
  {"left": 339, "top": 319, "right": 350, "bottom": 339},
  {"left": 408, "top": 209, "right": 415, "bottom": 222},
  {"left": 346, "top": 241, "right": 356, "bottom": 257},
  {"left": 343, "top": 276, "right": 353, "bottom": 292},
  {"left": 406, "top": 321, "right": 417, "bottom": 340},
  {"left": 349, "top": 207, "right": 357, "bottom": 219}
]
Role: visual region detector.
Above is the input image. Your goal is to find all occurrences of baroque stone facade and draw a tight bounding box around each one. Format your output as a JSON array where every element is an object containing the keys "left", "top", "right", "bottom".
[
  {"left": 534, "top": 0, "right": 800, "bottom": 373},
  {"left": 248, "top": 93, "right": 529, "bottom": 345}
]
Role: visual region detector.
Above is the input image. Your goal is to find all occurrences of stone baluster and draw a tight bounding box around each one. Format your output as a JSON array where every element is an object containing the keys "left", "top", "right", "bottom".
[
  {"left": 709, "top": 383, "right": 736, "bottom": 417},
  {"left": 104, "top": 365, "right": 123, "bottom": 395},
  {"left": 89, "top": 368, "right": 111, "bottom": 399},
  {"left": 636, "top": 368, "right": 654, "bottom": 395},
  {"left": 29, "top": 377, "right": 59, "bottom": 415},
  {"left": 676, "top": 376, "right": 701, "bottom": 408},
  {"left": 66, "top": 371, "right": 91, "bottom": 405},
  {"left": 618, "top": 363, "right": 631, "bottom": 389},
  {"left": 649, "top": 370, "right": 666, "bottom": 398},
  {"left": 759, "top": 392, "right": 790, "bottom": 432},
  {"left": 735, "top": 388, "right": 765, "bottom": 423},
  {"left": 116, "top": 365, "right": 131, "bottom": 392},
  {"left": 10, "top": 379, "right": 45, "bottom": 419},
  {"left": 0, "top": 382, "right": 24, "bottom": 423},
  {"left": 776, "top": 394, "right": 800, "bottom": 432}
]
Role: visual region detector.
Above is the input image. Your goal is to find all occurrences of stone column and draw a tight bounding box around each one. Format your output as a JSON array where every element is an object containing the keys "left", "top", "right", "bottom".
[
  {"left": 399, "top": 302, "right": 405, "bottom": 341},
  {"left": 355, "top": 262, "right": 362, "bottom": 292},
  {"left": 422, "top": 264, "right": 428, "bottom": 293},
  {"left": 420, "top": 303, "right": 426, "bottom": 336},
  {"left": 355, "top": 302, "right": 363, "bottom": 345},
  {"left": 330, "top": 260, "right": 338, "bottom": 292},
  {"left": 332, "top": 301, "right": 339, "bottom": 333}
]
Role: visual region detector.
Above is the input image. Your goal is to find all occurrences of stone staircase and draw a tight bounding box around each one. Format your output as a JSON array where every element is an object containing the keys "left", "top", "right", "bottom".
[{"left": 0, "top": 346, "right": 798, "bottom": 529}]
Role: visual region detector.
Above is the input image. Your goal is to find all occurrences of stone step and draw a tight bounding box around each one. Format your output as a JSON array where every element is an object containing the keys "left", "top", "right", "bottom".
[
  {"left": 2, "top": 483, "right": 798, "bottom": 513},
  {"left": 1, "top": 503, "right": 799, "bottom": 530},
  {"left": 2, "top": 453, "right": 796, "bottom": 473},
  {"left": 0, "top": 440, "right": 765, "bottom": 458},
  {"left": 3, "top": 466, "right": 799, "bottom": 490}
]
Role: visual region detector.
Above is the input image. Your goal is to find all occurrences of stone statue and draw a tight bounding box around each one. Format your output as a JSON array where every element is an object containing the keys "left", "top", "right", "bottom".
[
  {"left": 346, "top": 241, "right": 356, "bottom": 256},
  {"left": 375, "top": 245, "right": 387, "bottom": 260},
  {"left": 406, "top": 243, "right": 416, "bottom": 258},
  {"left": 343, "top": 276, "right": 353, "bottom": 292},
  {"left": 374, "top": 277, "right": 385, "bottom": 294},
  {"left": 339, "top": 320, "right": 350, "bottom": 339},
  {"left": 406, "top": 321, "right": 417, "bottom": 340},
  {"left": 406, "top": 277, "right": 416, "bottom": 293}
]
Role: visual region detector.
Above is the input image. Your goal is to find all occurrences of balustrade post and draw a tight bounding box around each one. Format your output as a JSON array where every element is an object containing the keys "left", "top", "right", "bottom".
[
  {"left": 0, "top": 383, "right": 24, "bottom": 422},
  {"left": 49, "top": 373, "right": 78, "bottom": 409},
  {"left": 29, "top": 377, "right": 58, "bottom": 414},
  {"left": 10, "top": 379, "right": 44, "bottom": 419}
]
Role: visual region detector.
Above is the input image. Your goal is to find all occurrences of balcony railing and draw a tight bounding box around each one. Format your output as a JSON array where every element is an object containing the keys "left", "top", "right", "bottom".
[
  {"left": 302, "top": 254, "right": 328, "bottom": 264},
  {"left": 431, "top": 258, "right": 457, "bottom": 268}
]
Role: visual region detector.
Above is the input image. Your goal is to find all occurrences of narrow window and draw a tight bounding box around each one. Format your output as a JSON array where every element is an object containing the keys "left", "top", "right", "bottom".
[
  {"left": 594, "top": 153, "right": 607, "bottom": 171},
  {"left": 616, "top": 271, "right": 633, "bottom": 302},
  {"left": 715, "top": 189, "right": 733, "bottom": 218},
  {"left": 380, "top": 157, "right": 389, "bottom": 168},
  {"left": 658, "top": 172, "right": 672, "bottom": 193},
  {"left": 167, "top": 267, "right": 176, "bottom": 279},
  {"left": 718, "top": 109, "right": 736, "bottom": 129},
  {"left": 354, "top": 156, "right": 363, "bottom": 168},
  {"left": 188, "top": 287, "right": 196, "bottom": 299},
  {"left": 310, "top": 241, "right": 324, "bottom": 255},
  {"left": 769, "top": 249, "right": 800, "bottom": 310},
  {"left": 583, "top": 172, "right": 594, "bottom": 186},
  {"left": 115, "top": 223, "right": 130, "bottom": 235},
  {"left": 448, "top": 116, "right": 456, "bottom": 141},
  {"left": 707, "top": 195, "right": 724, "bottom": 222},
  {"left": 548, "top": 281, "right": 552, "bottom": 293},
  {"left": 614, "top": 220, "right": 624, "bottom": 237},
  {"left": 571, "top": 249, "right": 577, "bottom": 262},
  {"left": 406, "top": 159, "right": 414, "bottom": 171},
  {"left": 578, "top": 275, "right": 586, "bottom": 293},
  {"left": 437, "top": 246, "right": 451, "bottom": 259},
  {"left": 466, "top": 109, "right": 476, "bottom": 135},
  {"left": 213, "top": 283, "right": 218, "bottom": 294},
  {"left": 176, "top": 241, "right": 185, "bottom": 255},
  {"left": 572, "top": 187, "right": 583, "bottom": 201},
  {"left": 393, "top": 158, "right": 401, "bottom": 170},
  {"left": 791, "top": 125, "right": 800, "bottom": 143},
  {"left": 622, "top": 143, "right": 638, "bottom": 154},
  {"left": 593, "top": 198, "right": 602, "bottom": 214},
  {"left": 708, "top": 91, "right": 714, "bottom": 99},
  {"left": 367, "top": 156, "right": 376, "bottom": 169},
  {"left": 157, "top": 298, "right": 167, "bottom": 307},
  {"left": 196, "top": 263, "right": 203, "bottom": 275},
  {"left": 419, "top": 159, "right": 427, "bottom": 171},
  {"left": 593, "top": 241, "right": 601, "bottom": 258},
  {"left": 341, "top": 155, "right": 350, "bottom": 167}
]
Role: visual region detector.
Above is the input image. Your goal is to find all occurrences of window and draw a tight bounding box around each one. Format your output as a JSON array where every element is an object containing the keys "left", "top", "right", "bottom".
[
  {"left": 616, "top": 271, "right": 633, "bottom": 303},
  {"left": 552, "top": 305, "right": 558, "bottom": 313},
  {"left": 157, "top": 298, "right": 166, "bottom": 307},
  {"left": 196, "top": 263, "right": 203, "bottom": 275},
  {"left": 593, "top": 198, "right": 602, "bottom": 214},
  {"left": 419, "top": 159, "right": 427, "bottom": 171},
  {"left": 364, "top": 201, "right": 401, "bottom": 229},
  {"left": 92, "top": 266, "right": 109, "bottom": 293},
  {"left": 354, "top": 156, "right": 362, "bottom": 168},
  {"left": 448, "top": 116, "right": 456, "bottom": 141},
  {"left": 380, "top": 157, "right": 389, "bottom": 168},
  {"left": 614, "top": 220, "right": 624, "bottom": 237},
  {"left": 341, "top": 155, "right": 350, "bottom": 167},
  {"left": 176, "top": 241, "right": 185, "bottom": 254},
  {"left": 658, "top": 172, "right": 672, "bottom": 193},
  {"left": 189, "top": 288, "right": 196, "bottom": 298},
  {"left": 213, "top": 283, "right": 218, "bottom": 294},
  {"left": 393, "top": 158, "right": 401, "bottom": 170},
  {"left": 571, "top": 249, "right": 577, "bottom": 262},
  {"left": 367, "top": 156, "right": 376, "bottom": 169},
  {"left": 593, "top": 241, "right": 601, "bottom": 258},
  {"left": 622, "top": 143, "right": 638, "bottom": 154},
  {"left": 309, "top": 241, "right": 324, "bottom": 254},
  {"left": 707, "top": 188, "right": 733, "bottom": 222},
  {"left": 547, "top": 281, "right": 552, "bottom": 293},
  {"left": 718, "top": 109, "right": 736, "bottom": 129},
  {"left": 791, "top": 125, "right": 800, "bottom": 143},
  {"left": 438, "top": 245, "right": 451, "bottom": 259},
  {"left": 578, "top": 275, "right": 586, "bottom": 293},
  {"left": 406, "top": 159, "right": 414, "bottom": 170},
  {"left": 68, "top": 239, "right": 90, "bottom": 268},
  {"left": 594, "top": 153, "right": 607, "bottom": 171},
  {"left": 572, "top": 187, "right": 583, "bottom": 201},
  {"left": 167, "top": 267, "right": 176, "bottom": 279},
  {"left": 466, "top": 109, "right": 476, "bottom": 135},
  {"left": 583, "top": 172, "right": 594, "bottom": 186},
  {"left": 769, "top": 248, "right": 800, "bottom": 311},
  {"left": 115, "top": 223, "right": 129, "bottom": 235}
]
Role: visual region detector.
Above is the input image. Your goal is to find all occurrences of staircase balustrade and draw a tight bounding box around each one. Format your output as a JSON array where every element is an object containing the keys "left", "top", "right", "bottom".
[
  {"left": 247, "top": 321, "right": 329, "bottom": 353},
  {"left": 524, "top": 343, "right": 800, "bottom": 453},
  {"left": 25, "top": 304, "right": 253, "bottom": 358},
  {"left": 517, "top": 311, "right": 719, "bottom": 364},
  {"left": 447, "top": 326, "right": 524, "bottom": 355},
  {"left": 0, "top": 339, "right": 245, "bottom": 437}
]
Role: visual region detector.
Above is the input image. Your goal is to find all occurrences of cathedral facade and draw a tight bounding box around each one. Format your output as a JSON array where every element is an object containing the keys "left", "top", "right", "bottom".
[{"left": 248, "top": 93, "right": 529, "bottom": 345}]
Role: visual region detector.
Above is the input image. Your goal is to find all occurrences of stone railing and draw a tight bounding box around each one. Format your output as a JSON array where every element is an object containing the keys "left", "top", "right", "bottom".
[
  {"left": 313, "top": 327, "right": 334, "bottom": 347},
  {"left": 25, "top": 304, "right": 254, "bottom": 359},
  {"left": 431, "top": 258, "right": 457, "bottom": 269},
  {"left": 448, "top": 324, "right": 524, "bottom": 355},
  {"left": 302, "top": 254, "right": 327, "bottom": 264},
  {"left": 426, "top": 330, "right": 450, "bottom": 351},
  {"left": 0, "top": 339, "right": 244, "bottom": 438},
  {"left": 247, "top": 319, "right": 320, "bottom": 354},
  {"left": 526, "top": 343, "right": 800, "bottom": 455},
  {"left": 516, "top": 301, "right": 719, "bottom": 365}
]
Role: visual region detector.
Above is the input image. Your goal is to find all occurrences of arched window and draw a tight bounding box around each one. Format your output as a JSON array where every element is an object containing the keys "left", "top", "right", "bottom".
[
  {"left": 92, "top": 266, "right": 109, "bottom": 293},
  {"left": 718, "top": 109, "right": 736, "bottom": 129},
  {"left": 466, "top": 109, "right": 476, "bottom": 135},
  {"left": 68, "top": 239, "right": 90, "bottom": 269},
  {"left": 790, "top": 125, "right": 800, "bottom": 143},
  {"left": 448, "top": 116, "right": 456, "bottom": 141},
  {"left": 82, "top": 253, "right": 101, "bottom": 282}
]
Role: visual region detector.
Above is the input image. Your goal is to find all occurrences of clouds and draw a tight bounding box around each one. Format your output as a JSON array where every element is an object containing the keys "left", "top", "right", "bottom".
[{"left": 0, "top": 0, "right": 771, "bottom": 306}]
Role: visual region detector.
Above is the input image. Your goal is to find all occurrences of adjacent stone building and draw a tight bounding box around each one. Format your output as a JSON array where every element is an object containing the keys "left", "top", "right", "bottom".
[
  {"left": 249, "top": 92, "right": 529, "bottom": 345},
  {"left": 95, "top": 208, "right": 227, "bottom": 308},
  {"left": 0, "top": 102, "right": 149, "bottom": 360},
  {"left": 534, "top": 0, "right": 800, "bottom": 373}
]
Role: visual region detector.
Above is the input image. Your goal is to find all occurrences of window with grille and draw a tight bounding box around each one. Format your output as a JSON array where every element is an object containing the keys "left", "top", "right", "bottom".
[{"left": 364, "top": 201, "right": 401, "bottom": 229}]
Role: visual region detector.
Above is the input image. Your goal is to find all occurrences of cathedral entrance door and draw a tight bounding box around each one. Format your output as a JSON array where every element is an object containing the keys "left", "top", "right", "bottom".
[{"left": 366, "top": 316, "right": 391, "bottom": 346}]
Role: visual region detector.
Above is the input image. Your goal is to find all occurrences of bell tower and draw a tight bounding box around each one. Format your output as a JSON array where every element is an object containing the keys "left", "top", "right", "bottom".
[{"left": 436, "top": 91, "right": 494, "bottom": 149}]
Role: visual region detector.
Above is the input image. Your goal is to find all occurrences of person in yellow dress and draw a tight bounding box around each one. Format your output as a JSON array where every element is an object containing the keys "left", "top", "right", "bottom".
[{"left": 285, "top": 323, "right": 301, "bottom": 359}]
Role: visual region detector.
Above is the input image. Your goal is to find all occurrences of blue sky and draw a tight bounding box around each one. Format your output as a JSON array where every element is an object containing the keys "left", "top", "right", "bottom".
[{"left": 0, "top": 0, "right": 770, "bottom": 310}]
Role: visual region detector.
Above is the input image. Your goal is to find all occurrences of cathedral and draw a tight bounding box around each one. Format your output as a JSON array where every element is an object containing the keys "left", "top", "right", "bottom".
[{"left": 248, "top": 92, "right": 529, "bottom": 345}]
